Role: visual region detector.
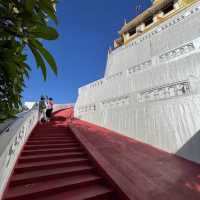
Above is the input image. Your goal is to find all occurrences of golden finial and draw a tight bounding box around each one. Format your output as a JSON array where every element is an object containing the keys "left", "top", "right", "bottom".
[{"left": 153, "top": 0, "right": 161, "bottom": 4}]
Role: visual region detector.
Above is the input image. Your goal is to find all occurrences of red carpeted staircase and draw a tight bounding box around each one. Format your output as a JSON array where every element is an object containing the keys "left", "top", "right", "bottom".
[{"left": 2, "top": 117, "right": 122, "bottom": 200}]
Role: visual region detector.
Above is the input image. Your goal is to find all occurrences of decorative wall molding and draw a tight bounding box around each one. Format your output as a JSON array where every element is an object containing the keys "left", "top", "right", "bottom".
[
  {"left": 79, "top": 37, "right": 200, "bottom": 95},
  {"left": 77, "top": 104, "right": 96, "bottom": 115},
  {"left": 137, "top": 81, "right": 191, "bottom": 103},
  {"left": 106, "top": 72, "right": 123, "bottom": 81},
  {"left": 89, "top": 79, "right": 104, "bottom": 89},
  {"left": 101, "top": 95, "right": 130, "bottom": 109},
  {"left": 159, "top": 43, "right": 195, "bottom": 63},
  {"left": 128, "top": 60, "right": 152, "bottom": 75}
]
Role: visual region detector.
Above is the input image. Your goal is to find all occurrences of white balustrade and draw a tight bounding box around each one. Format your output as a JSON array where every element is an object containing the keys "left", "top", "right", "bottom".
[{"left": 0, "top": 106, "right": 39, "bottom": 199}]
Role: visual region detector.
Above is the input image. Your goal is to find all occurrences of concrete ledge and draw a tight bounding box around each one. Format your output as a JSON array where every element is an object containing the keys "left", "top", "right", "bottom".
[{"left": 0, "top": 108, "right": 39, "bottom": 200}]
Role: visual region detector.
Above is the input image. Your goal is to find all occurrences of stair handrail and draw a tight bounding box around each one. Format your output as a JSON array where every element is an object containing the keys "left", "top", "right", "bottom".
[{"left": 0, "top": 105, "right": 39, "bottom": 200}]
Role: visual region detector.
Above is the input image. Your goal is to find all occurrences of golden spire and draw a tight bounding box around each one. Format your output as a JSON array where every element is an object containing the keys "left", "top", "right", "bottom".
[{"left": 153, "top": 0, "right": 162, "bottom": 4}]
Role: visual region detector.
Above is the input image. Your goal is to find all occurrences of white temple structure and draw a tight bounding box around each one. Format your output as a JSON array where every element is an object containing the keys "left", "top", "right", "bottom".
[{"left": 75, "top": 0, "right": 200, "bottom": 163}]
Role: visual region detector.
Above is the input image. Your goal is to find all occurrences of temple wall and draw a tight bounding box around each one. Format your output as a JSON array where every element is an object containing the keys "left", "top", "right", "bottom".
[
  {"left": 75, "top": 1, "right": 200, "bottom": 164},
  {"left": 106, "top": 1, "right": 200, "bottom": 76}
]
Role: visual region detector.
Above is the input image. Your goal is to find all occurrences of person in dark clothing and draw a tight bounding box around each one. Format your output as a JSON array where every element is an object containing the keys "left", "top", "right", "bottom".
[
  {"left": 39, "top": 96, "right": 47, "bottom": 123},
  {"left": 46, "top": 98, "right": 54, "bottom": 121}
]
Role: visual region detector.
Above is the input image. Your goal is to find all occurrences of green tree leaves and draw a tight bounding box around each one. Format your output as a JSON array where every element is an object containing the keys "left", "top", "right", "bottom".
[
  {"left": 25, "top": 0, "right": 37, "bottom": 13},
  {"left": 29, "top": 25, "right": 59, "bottom": 40},
  {"left": 29, "top": 45, "right": 47, "bottom": 80},
  {"left": 30, "top": 39, "right": 58, "bottom": 75},
  {"left": 39, "top": 0, "right": 58, "bottom": 24},
  {"left": 0, "top": 0, "right": 59, "bottom": 122}
]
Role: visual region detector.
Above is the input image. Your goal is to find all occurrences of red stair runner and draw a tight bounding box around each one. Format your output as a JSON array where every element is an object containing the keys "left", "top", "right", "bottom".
[{"left": 2, "top": 112, "right": 123, "bottom": 200}]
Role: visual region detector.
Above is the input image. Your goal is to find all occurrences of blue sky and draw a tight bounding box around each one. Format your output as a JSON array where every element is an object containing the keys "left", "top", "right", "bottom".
[{"left": 23, "top": 0, "right": 151, "bottom": 104}]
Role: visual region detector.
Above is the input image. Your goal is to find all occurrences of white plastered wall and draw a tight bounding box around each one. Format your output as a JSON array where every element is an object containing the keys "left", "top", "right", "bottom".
[{"left": 75, "top": 1, "right": 200, "bottom": 164}]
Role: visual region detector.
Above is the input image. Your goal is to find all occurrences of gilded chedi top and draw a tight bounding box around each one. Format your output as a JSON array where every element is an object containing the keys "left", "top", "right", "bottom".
[{"left": 114, "top": 0, "right": 198, "bottom": 48}]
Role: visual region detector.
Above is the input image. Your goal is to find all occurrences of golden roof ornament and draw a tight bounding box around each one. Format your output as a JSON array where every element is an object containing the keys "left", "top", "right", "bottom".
[{"left": 153, "top": 0, "right": 162, "bottom": 4}]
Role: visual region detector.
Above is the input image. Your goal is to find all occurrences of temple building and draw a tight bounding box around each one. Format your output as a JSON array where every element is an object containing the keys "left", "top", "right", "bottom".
[
  {"left": 1, "top": 1, "right": 200, "bottom": 199},
  {"left": 114, "top": 0, "right": 197, "bottom": 49},
  {"left": 75, "top": 0, "right": 200, "bottom": 164}
]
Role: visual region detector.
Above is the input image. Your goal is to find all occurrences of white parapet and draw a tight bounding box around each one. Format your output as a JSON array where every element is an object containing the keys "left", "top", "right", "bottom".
[
  {"left": 0, "top": 106, "right": 39, "bottom": 199},
  {"left": 75, "top": 1, "right": 200, "bottom": 164}
]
